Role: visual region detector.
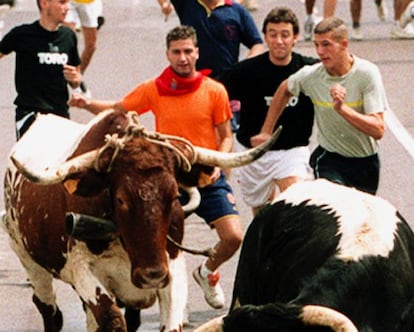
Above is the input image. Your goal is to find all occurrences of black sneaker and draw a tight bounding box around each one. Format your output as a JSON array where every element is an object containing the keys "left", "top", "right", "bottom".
[
  {"left": 79, "top": 81, "right": 92, "bottom": 98},
  {"left": 97, "top": 16, "right": 105, "bottom": 30},
  {"left": 0, "top": 0, "right": 15, "bottom": 6}
]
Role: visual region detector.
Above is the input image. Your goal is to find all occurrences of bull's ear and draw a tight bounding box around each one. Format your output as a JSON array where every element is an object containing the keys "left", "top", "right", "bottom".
[{"left": 63, "top": 170, "right": 106, "bottom": 197}]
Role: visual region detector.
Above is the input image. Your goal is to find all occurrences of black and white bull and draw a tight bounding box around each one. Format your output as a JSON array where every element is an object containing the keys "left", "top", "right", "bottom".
[
  {"left": 195, "top": 179, "right": 414, "bottom": 332},
  {"left": 2, "top": 110, "right": 279, "bottom": 332}
]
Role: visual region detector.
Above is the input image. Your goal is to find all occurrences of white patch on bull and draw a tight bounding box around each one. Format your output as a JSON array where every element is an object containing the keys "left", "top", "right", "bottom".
[
  {"left": 274, "top": 179, "right": 398, "bottom": 261},
  {"left": 59, "top": 240, "right": 187, "bottom": 330},
  {"left": 158, "top": 252, "right": 188, "bottom": 329},
  {"left": 9, "top": 110, "right": 115, "bottom": 174},
  {"left": 61, "top": 240, "right": 156, "bottom": 307}
]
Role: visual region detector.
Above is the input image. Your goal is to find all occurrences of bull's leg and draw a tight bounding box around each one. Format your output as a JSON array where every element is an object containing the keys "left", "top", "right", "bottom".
[
  {"left": 9, "top": 241, "right": 63, "bottom": 331},
  {"left": 157, "top": 253, "right": 187, "bottom": 332},
  {"left": 64, "top": 244, "right": 127, "bottom": 331}
]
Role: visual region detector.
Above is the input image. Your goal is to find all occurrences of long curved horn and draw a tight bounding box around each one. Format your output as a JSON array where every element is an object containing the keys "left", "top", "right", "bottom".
[
  {"left": 180, "top": 185, "right": 201, "bottom": 214},
  {"left": 10, "top": 149, "right": 99, "bottom": 185},
  {"left": 302, "top": 305, "right": 358, "bottom": 332},
  {"left": 194, "top": 126, "right": 282, "bottom": 168}
]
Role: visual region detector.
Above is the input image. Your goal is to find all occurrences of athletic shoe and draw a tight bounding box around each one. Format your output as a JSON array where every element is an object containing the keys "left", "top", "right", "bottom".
[
  {"left": 80, "top": 81, "right": 92, "bottom": 99},
  {"left": 391, "top": 23, "right": 414, "bottom": 39},
  {"left": 351, "top": 27, "right": 364, "bottom": 41},
  {"left": 0, "top": 0, "right": 15, "bottom": 6},
  {"left": 97, "top": 16, "right": 105, "bottom": 30},
  {"left": 0, "top": 210, "right": 6, "bottom": 231},
  {"left": 192, "top": 266, "right": 225, "bottom": 309},
  {"left": 240, "top": 0, "right": 258, "bottom": 12},
  {"left": 376, "top": 2, "right": 388, "bottom": 22},
  {"left": 400, "top": 1, "right": 414, "bottom": 29},
  {"left": 303, "top": 16, "right": 315, "bottom": 41}
]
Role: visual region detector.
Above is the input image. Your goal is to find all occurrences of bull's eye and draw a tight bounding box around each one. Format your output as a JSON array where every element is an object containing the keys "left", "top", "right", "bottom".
[{"left": 116, "top": 197, "right": 124, "bottom": 206}]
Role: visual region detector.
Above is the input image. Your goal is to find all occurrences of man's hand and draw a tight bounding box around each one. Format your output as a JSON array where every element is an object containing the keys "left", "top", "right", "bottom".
[
  {"left": 63, "top": 64, "right": 81, "bottom": 88},
  {"left": 250, "top": 132, "right": 272, "bottom": 147},
  {"left": 68, "top": 93, "right": 89, "bottom": 109},
  {"left": 160, "top": 1, "right": 173, "bottom": 21},
  {"left": 330, "top": 83, "right": 347, "bottom": 112}
]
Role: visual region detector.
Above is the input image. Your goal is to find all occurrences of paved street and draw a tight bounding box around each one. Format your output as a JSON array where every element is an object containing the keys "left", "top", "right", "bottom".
[{"left": 0, "top": 0, "right": 414, "bottom": 331}]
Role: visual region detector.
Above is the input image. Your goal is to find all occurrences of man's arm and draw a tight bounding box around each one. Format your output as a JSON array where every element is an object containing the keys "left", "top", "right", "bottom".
[
  {"left": 330, "top": 84, "right": 385, "bottom": 140},
  {"left": 250, "top": 79, "right": 293, "bottom": 146},
  {"left": 157, "top": 0, "right": 174, "bottom": 21},
  {"left": 246, "top": 43, "right": 264, "bottom": 59},
  {"left": 63, "top": 64, "right": 82, "bottom": 89},
  {"left": 68, "top": 94, "right": 127, "bottom": 115},
  {"left": 216, "top": 120, "right": 234, "bottom": 153}
]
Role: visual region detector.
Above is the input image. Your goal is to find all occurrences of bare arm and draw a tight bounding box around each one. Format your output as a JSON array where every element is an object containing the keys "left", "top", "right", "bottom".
[
  {"left": 68, "top": 94, "right": 127, "bottom": 115},
  {"left": 208, "top": 119, "right": 234, "bottom": 181},
  {"left": 250, "top": 79, "right": 293, "bottom": 146},
  {"left": 330, "top": 84, "right": 386, "bottom": 140},
  {"left": 156, "top": 0, "right": 174, "bottom": 21},
  {"left": 63, "top": 64, "right": 82, "bottom": 89},
  {"left": 216, "top": 120, "right": 234, "bottom": 153},
  {"left": 0, "top": 52, "right": 4, "bottom": 59},
  {"left": 245, "top": 43, "right": 265, "bottom": 59}
]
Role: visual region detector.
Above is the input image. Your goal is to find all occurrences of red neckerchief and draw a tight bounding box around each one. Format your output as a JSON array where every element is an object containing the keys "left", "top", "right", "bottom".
[{"left": 155, "top": 66, "right": 211, "bottom": 96}]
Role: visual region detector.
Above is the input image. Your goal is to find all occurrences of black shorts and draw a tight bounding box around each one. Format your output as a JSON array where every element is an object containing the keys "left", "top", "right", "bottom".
[
  {"left": 310, "top": 145, "right": 380, "bottom": 195},
  {"left": 15, "top": 107, "right": 69, "bottom": 140}
]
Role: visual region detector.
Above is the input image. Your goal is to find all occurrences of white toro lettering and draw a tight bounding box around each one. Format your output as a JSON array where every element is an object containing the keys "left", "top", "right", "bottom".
[
  {"left": 264, "top": 96, "right": 299, "bottom": 107},
  {"left": 37, "top": 52, "right": 68, "bottom": 65}
]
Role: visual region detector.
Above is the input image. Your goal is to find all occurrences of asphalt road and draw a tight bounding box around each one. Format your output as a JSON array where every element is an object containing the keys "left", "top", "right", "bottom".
[{"left": 1, "top": 0, "right": 414, "bottom": 331}]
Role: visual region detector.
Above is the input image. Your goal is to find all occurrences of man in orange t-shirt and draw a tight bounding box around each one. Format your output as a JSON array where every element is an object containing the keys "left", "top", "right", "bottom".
[{"left": 69, "top": 25, "right": 241, "bottom": 311}]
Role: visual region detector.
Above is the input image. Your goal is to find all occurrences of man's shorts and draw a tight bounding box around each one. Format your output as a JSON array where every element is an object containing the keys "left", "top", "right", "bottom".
[
  {"left": 180, "top": 172, "right": 239, "bottom": 227},
  {"left": 235, "top": 142, "right": 313, "bottom": 208},
  {"left": 309, "top": 145, "right": 380, "bottom": 195},
  {"left": 66, "top": 0, "right": 102, "bottom": 28}
]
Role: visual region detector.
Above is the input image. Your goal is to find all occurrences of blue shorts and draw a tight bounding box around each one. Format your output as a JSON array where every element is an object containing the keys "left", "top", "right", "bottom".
[{"left": 180, "top": 173, "right": 239, "bottom": 227}]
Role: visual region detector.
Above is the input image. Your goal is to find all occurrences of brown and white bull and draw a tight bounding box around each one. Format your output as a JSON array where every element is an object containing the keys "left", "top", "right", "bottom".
[{"left": 2, "top": 110, "right": 280, "bottom": 332}]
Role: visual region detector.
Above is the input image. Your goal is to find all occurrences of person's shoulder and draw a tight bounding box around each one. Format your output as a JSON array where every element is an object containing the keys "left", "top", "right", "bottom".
[
  {"left": 230, "top": 52, "right": 266, "bottom": 71},
  {"left": 353, "top": 55, "right": 378, "bottom": 70},
  {"left": 292, "top": 52, "right": 319, "bottom": 66},
  {"left": 203, "top": 76, "right": 228, "bottom": 92},
  {"left": 58, "top": 25, "right": 77, "bottom": 36},
  {"left": 9, "top": 21, "right": 37, "bottom": 34}
]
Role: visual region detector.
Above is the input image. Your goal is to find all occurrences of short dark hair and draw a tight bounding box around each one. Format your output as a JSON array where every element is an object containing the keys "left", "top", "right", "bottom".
[
  {"left": 314, "top": 17, "right": 348, "bottom": 41},
  {"left": 262, "top": 7, "right": 299, "bottom": 35},
  {"left": 166, "top": 25, "right": 198, "bottom": 49}
]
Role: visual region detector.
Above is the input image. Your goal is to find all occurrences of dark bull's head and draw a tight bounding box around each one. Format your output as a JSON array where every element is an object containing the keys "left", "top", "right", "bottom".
[{"left": 11, "top": 111, "right": 281, "bottom": 289}]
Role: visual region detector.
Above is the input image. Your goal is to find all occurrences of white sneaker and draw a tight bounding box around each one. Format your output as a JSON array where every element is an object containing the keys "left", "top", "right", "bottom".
[
  {"left": 400, "top": 1, "right": 414, "bottom": 29},
  {"left": 192, "top": 266, "right": 225, "bottom": 309},
  {"left": 391, "top": 23, "right": 414, "bottom": 39},
  {"left": 303, "top": 15, "right": 315, "bottom": 41},
  {"left": 376, "top": 2, "right": 388, "bottom": 22},
  {"left": 240, "top": 0, "right": 258, "bottom": 11},
  {"left": 351, "top": 27, "right": 364, "bottom": 41},
  {"left": 0, "top": 210, "right": 7, "bottom": 231}
]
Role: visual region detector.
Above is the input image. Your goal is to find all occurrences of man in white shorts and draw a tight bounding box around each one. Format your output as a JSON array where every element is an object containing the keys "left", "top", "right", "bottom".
[
  {"left": 219, "top": 7, "right": 318, "bottom": 216},
  {"left": 65, "top": 0, "right": 103, "bottom": 95}
]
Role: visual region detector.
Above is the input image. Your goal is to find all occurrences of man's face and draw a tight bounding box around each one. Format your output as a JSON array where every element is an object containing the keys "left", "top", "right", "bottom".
[
  {"left": 44, "top": 0, "right": 70, "bottom": 24},
  {"left": 166, "top": 38, "right": 199, "bottom": 78},
  {"left": 264, "top": 22, "right": 298, "bottom": 64},
  {"left": 313, "top": 31, "right": 345, "bottom": 73}
]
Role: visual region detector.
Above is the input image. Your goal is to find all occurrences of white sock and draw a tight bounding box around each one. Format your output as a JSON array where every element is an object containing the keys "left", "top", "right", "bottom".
[{"left": 200, "top": 261, "right": 214, "bottom": 278}]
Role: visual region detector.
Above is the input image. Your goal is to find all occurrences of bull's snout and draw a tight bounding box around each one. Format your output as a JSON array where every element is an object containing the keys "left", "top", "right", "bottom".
[{"left": 131, "top": 266, "right": 170, "bottom": 289}]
